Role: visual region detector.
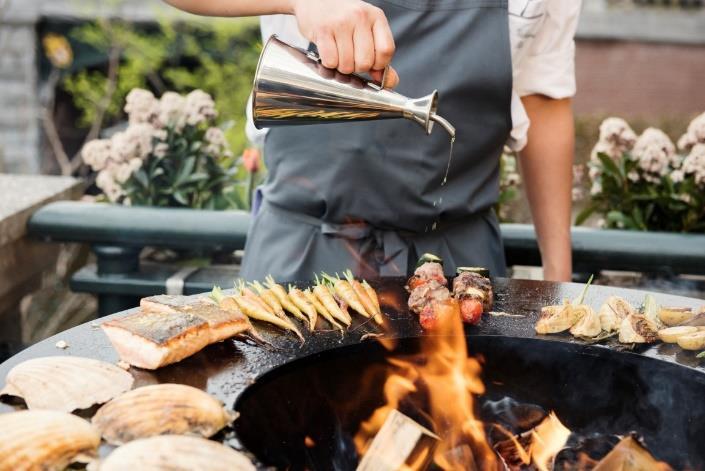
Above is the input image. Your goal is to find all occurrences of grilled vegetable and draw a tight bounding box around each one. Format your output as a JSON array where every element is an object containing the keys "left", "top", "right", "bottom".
[
  {"left": 93, "top": 384, "right": 234, "bottom": 445},
  {"left": 535, "top": 303, "right": 583, "bottom": 334},
  {"left": 642, "top": 294, "right": 663, "bottom": 331},
  {"left": 0, "top": 356, "right": 133, "bottom": 412},
  {"left": 456, "top": 266, "right": 490, "bottom": 278},
  {"left": 0, "top": 410, "right": 100, "bottom": 471},
  {"left": 314, "top": 274, "right": 351, "bottom": 326},
  {"left": 323, "top": 272, "right": 370, "bottom": 318},
  {"left": 362, "top": 280, "right": 384, "bottom": 324},
  {"left": 598, "top": 296, "right": 635, "bottom": 333},
  {"left": 265, "top": 275, "right": 307, "bottom": 323},
  {"left": 99, "top": 435, "right": 255, "bottom": 471},
  {"left": 302, "top": 288, "right": 343, "bottom": 331},
  {"left": 569, "top": 305, "right": 602, "bottom": 338},
  {"left": 288, "top": 285, "right": 317, "bottom": 330},
  {"left": 416, "top": 253, "right": 443, "bottom": 268},
  {"left": 618, "top": 314, "right": 658, "bottom": 344},
  {"left": 658, "top": 306, "right": 695, "bottom": 327},
  {"left": 250, "top": 281, "right": 296, "bottom": 323},
  {"left": 236, "top": 282, "right": 304, "bottom": 340},
  {"left": 676, "top": 331, "right": 705, "bottom": 351},
  {"left": 460, "top": 298, "right": 483, "bottom": 325},
  {"left": 345, "top": 270, "right": 383, "bottom": 324},
  {"left": 658, "top": 326, "right": 699, "bottom": 344}
]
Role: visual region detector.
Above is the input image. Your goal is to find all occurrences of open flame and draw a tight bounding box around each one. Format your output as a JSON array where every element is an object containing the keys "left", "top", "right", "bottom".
[{"left": 354, "top": 298, "right": 573, "bottom": 470}]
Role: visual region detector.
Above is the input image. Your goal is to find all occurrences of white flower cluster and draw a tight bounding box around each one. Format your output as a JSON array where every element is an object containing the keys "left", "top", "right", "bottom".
[
  {"left": 682, "top": 144, "right": 705, "bottom": 187},
  {"left": 591, "top": 117, "right": 637, "bottom": 161},
  {"left": 82, "top": 88, "right": 226, "bottom": 203},
  {"left": 631, "top": 127, "right": 677, "bottom": 183},
  {"left": 677, "top": 112, "right": 705, "bottom": 152}
]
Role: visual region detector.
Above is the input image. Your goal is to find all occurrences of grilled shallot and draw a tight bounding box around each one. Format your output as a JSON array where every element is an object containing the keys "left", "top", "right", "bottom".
[
  {"left": 99, "top": 435, "right": 254, "bottom": 470},
  {"left": 598, "top": 296, "right": 635, "bottom": 333},
  {"left": 535, "top": 303, "right": 583, "bottom": 335},
  {"left": 92, "top": 384, "right": 233, "bottom": 445},
  {"left": 0, "top": 410, "right": 100, "bottom": 471},
  {"left": 618, "top": 314, "right": 659, "bottom": 344},
  {"left": 1, "top": 356, "right": 133, "bottom": 412},
  {"left": 569, "top": 305, "right": 602, "bottom": 338}
]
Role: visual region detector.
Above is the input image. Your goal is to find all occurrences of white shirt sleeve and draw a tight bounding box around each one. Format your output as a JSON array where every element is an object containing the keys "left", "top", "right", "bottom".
[{"left": 513, "top": 0, "right": 582, "bottom": 100}]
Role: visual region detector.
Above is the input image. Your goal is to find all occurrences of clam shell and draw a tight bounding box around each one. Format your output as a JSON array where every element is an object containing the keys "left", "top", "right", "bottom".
[
  {"left": 1, "top": 356, "right": 134, "bottom": 412},
  {"left": 99, "top": 435, "right": 254, "bottom": 470},
  {"left": 92, "top": 384, "right": 233, "bottom": 445},
  {"left": 0, "top": 410, "right": 100, "bottom": 471}
]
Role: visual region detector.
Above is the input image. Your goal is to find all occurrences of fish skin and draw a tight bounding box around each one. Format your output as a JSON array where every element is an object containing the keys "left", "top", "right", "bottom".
[{"left": 102, "top": 310, "right": 211, "bottom": 370}]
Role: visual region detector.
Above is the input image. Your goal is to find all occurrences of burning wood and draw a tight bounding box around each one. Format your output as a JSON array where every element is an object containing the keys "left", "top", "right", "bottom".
[
  {"left": 592, "top": 436, "right": 672, "bottom": 471},
  {"left": 356, "top": 410, "right": 439, "bottom": 471}
]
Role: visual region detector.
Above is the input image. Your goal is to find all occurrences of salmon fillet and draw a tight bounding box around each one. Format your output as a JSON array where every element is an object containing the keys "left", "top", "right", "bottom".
[
  {"left": 101, "top": 310, "right": 210, "bottom": 370},
  {"left": 141, "top": 295, "right": 252, "bottom": 343}
]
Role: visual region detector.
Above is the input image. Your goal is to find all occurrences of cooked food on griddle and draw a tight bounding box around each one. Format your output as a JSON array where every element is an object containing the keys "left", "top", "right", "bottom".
[
  {"left": 406, "top": 259, "right": 447, "bottom": 292},
  {"left": 0, "top": 410, "right": 100, "bottom": 471},
  {"left": 324, "top": 272, "right": 371, "bottom": 319},
  {"left": 287, "top": 285, "right": 318, "bottom": 330},
  {"left": 569, "top": 305, "right": 601, "bottom": 338},
  {"left": 452, "top": 270, "right": 494, "bottom": 325},
  {"left": 618, "top": 314, "right": 659, "bottom": 344},
  {"left": 658, "top": 326, "right": 699, "bottom": 344},
  {"left": 598, "top": 296, "right": 634, "bottom": 333},
  {"left": 535, "top": 302, "right": 583, "bottom": 335},
  {"left": 676, "top": 330, "right": 705, "bottom": 351},
  {"left": 102, "top": 309, "right": 211, "bottom": 370},
  {"left": 345, "top": 270, "right": 384, "bottom": 324},
  {"left": 1, "top": 356, "right": 133, "bottom": 412},
  {"left": 99, "top": 435, "right": 255, "bottom": 471},
  {"left": 264, "top": 276, "right": 309, "bottom": 325},
  {"left": 659, "top": 306, "right": 696, "bottom": 327},
  {"left": 302, "top": 286, "right": 344, "bottom": 331},
  {"left": 314, "top": 274, "right": 352, "bottom": 326},
  {"left": 408, "top": 279, "right": 453, "bottom": 330},
  {"left": 92, "top": 384, "right": 233, "bottom": 445}
]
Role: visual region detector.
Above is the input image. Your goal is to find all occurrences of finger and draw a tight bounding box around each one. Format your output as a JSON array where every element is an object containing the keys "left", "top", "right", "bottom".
[
  {"left": 335, "top": 28, "right": 355, "bottom": 75},
  {"left": 370, "top": 66, "right": 399, "bottom": 88},
  {"left": 352, "top": 25, "right": 375, "bottom": 74},
  {"left": 316, "top": 32, "right": 339, "bottom": 70},
  {"left": 371, "top": 13, "right": 395, "bottom": 71}
]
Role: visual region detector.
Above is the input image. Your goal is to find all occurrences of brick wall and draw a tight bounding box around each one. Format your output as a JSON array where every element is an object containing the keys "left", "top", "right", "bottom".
[{"left": 574, "top": 39, "right": 705, "bottom": 119}]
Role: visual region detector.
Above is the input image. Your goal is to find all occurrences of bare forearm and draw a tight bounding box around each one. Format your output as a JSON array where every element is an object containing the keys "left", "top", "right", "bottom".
[
  {"left": 519, "top": 95, "right": 574, "bottom": 282},
  {"left": 162, "top": 0, "right": 294, "bottom": 17}
]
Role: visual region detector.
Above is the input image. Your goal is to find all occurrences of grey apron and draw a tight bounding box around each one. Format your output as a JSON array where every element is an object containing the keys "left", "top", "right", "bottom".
[{"left": 242, "top": 0, "right": 513, "bottom": 281}]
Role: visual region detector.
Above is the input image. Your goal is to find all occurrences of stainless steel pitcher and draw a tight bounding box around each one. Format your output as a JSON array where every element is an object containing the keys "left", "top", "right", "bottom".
[{"left": 252, "top": 35, "right": 452, "bottom": 136}]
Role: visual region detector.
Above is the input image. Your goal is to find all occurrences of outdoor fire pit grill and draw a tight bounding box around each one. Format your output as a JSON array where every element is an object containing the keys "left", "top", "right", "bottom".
[{"left": 1, "top": 278, "right": 704, "bottom": 470}]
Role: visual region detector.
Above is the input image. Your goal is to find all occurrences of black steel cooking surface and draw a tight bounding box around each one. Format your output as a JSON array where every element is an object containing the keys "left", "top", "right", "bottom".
[{"left": 1, "top": 278, "right": 704, "bottom": 469}]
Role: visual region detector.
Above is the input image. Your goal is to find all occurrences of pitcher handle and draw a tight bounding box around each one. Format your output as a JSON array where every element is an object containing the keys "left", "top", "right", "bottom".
[{"left": 368, "top": 66, "right": 389, "bottom": 91}]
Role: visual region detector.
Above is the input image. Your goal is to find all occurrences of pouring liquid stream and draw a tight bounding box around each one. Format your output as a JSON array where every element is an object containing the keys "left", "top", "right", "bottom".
[{"left": 430, "top": 113, "right": 456, "bottom": 186}]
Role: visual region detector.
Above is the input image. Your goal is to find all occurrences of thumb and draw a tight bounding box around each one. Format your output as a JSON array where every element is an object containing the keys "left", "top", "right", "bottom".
[{"left": 370, "top": 66, "right": 399, "bottom": 89}]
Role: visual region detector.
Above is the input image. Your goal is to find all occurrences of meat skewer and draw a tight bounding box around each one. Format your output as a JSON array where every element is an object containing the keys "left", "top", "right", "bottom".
[
  {"left": 344, "top": 270, "right": 383, "bottom": 324},
  {"left": 322, "top": 272, "right": 370, "bottom": 319},
  {"left": 452, "top": 269, "right": 494, "bottom": 325}
]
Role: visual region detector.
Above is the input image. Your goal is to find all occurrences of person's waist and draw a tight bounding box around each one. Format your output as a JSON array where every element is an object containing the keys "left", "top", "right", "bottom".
[{"left": 261, "top": 199, "right": 493, "bottom": 237}]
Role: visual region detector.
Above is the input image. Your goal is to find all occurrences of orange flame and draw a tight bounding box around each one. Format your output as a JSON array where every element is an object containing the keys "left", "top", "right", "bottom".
[{"left": 354, "top": 299, "right": 498, "bottom": 470}]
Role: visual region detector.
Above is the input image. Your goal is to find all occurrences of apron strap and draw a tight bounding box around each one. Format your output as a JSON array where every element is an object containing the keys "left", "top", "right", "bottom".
[{"left": 262, "top": 200, "right": 410, "bottom": 276}]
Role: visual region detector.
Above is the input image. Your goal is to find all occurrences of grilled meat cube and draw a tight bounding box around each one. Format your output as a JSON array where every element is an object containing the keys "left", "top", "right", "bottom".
[
  {"left": 408, "top": 279, "right": 452, "bottom": 330},
  {"left": 101, "top": 310, "right": 211, "bottom": 370},
  {"left": 406, "top": 262, "right": 447, "bottom": 292},
  {"left": 452, "top": 271, "right": 493, "bottom": 312}
]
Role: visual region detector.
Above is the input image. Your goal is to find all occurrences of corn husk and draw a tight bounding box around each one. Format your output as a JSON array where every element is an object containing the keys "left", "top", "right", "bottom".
[
  {"left": 1, "top": 356, "right": 134, "bottom": 412},
  {"left": 0, "top": 410, "right": 100, "bottom": 471},
  {"left": 92, "top": 384, "right": 234, "bottom": 445},
  {"left": 99, "top": 435, "right": 254, "bottom": 470}
]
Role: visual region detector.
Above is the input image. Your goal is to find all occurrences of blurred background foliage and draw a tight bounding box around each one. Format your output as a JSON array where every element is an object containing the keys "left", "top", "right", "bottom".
[{"left": 62, "top": 16, "right": 261, "bottom": 156}]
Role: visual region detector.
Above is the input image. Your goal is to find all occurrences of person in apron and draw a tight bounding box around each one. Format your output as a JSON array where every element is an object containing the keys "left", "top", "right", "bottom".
[{"left": 164, "top": 0, "right": 580, "bottom": 282}]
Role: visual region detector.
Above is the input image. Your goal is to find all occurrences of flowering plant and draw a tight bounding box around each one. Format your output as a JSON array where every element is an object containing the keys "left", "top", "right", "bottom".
[
  {"left": 81, "top": 88, "right": 251, "bottom": 209},
  {"left": 574, "top": 113, "right": 705, "bottom": 232}
]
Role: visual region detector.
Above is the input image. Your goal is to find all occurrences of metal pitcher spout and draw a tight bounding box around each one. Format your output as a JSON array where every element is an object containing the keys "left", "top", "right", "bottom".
[{"left": 252, "top": 36, "right": 444, "bottom": 135}]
